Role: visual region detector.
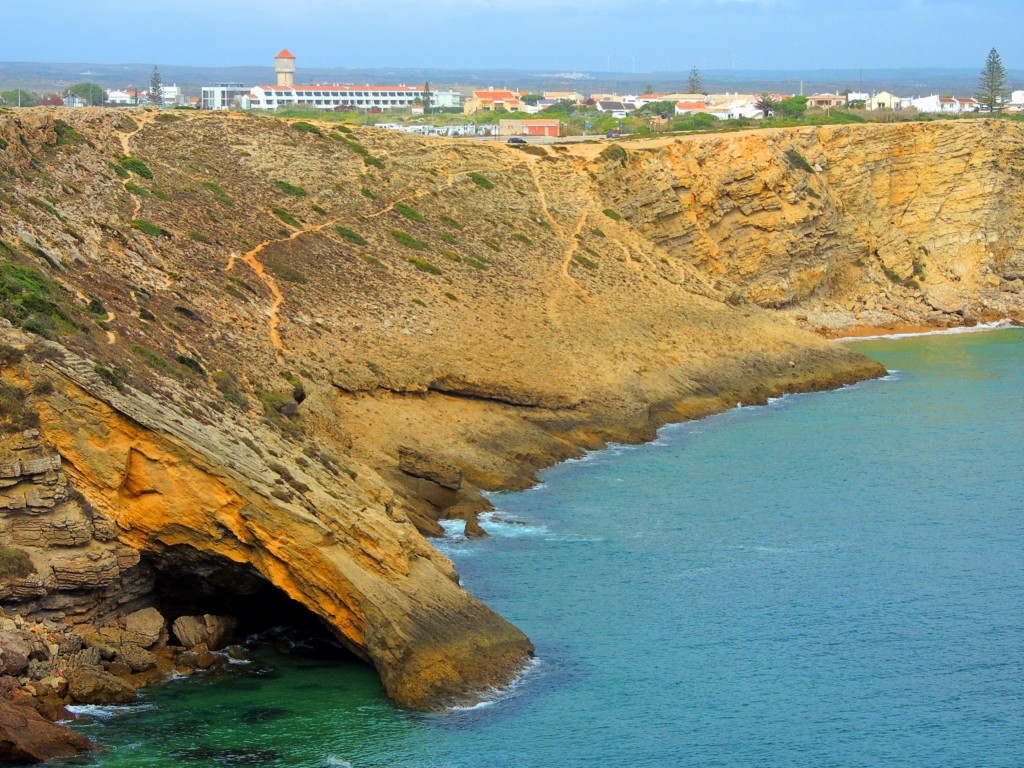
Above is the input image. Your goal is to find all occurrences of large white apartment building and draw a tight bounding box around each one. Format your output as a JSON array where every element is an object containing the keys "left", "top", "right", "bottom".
[{"left": 242, "top": 83, "right": 425, "bottom": 111}]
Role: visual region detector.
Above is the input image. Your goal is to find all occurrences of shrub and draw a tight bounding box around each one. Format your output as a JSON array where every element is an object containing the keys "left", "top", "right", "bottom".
[
  {"left": 174, "top": 305, "right": 199, "bottom": 320},
  {"left": 444, "top": 292, "right": 458, "bottom": 301},
  {"left": 291, "top": 121, "right": 322, "bottom": 135},
  {"left": 120, "top": 157, "right": 153, "bottom": 179},
  {"left": 440, "top": 233, "right": 457, "bottom": 245},
  {"left": 271, "top": 208, "right": 301, "bottom": 227},
  {"left": 131, "top": 219, "right": 170, "bottom": 238},
  {"left": 275, "top": 180, "right": 308, "bottom": 197},
  {"left": 0, "top": 137, "right": 8, "bottom": 151},
  {"left": 0, "top": 344, "right": 23, "bottom": 367},
  {"left": 336, "top": 226, "right": 367, "bottom": 245},
  {"left": 364, "top": 156, "right": 385, "bottom": 169},
  {"left": 111, "top": 163, "right": 130, "bottom": 179},
  {"left": 131, "top": 344, "right": 181, "bottom": 376},
  {"left": 394, "top": 203, "right": 423, "bottom": 222},
  {"left": 189, "top": 231, "right": 213, "bottom": 244},
  {"left": 28, "top": 197, "right": 63, "bottom": 220},
  {"left": 465, "top": 257, "right": 489, "bottom": 271},
  {"left": 407, "top": 256, "right": 441, "bottom": 274},
  {"left": 439, "top": 214, "right": 464, "bottom": 230},
  {"left": 363, "top": 255, "right": 385, "bottom": 268},
  {"left": 784, "top": 148, "right": 814, "bottom": 173},
  {"left": 175, "top": 354, "right": 206, "bottom": 375},
  {"left": 390, "top": 230, "right": 428, "bottom": 251},
  {"left": 124, "top": 182, "right": 150, "bottom": 198},
  {"left": 572, "top": 253, "right": 598, "bottom": 269},
  {"left": 591, "top": 227, "right": 606, "bottom": 238},
  {"left": 264, "top": 256, "right": 308, "bottom": 284},
  {"left": 442, "top": 251, "right": 461, "bottom": 261},
  {"left": 86, "top": 297, "right": 106, "bottom": 316},
  {"left": 94, "top": 364, "right": 127, "bottom": 391},
  {"left": 212, "top": 370, "right": 245, "bottom": 405},
  {"left": 469, "top": 172, "right": 494, "bottom": 189},
  {"left": 602, "top": 208, "right": 622, "bottom": 221},
  {"left": 0, "top": 546, "right": 35, "bottom": 580},
  {"left": 360, "top": 187, "right": 378, "bottom": 200},
  {"left": 201, "top": 181, "right": 233, "bottom": 206},
  {"left": 598, "top": 144, "right": 628, "bottom": 165}
]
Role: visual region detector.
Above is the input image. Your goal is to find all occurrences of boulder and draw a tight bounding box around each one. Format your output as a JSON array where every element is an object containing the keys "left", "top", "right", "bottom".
[
  {"left": 123, "top": 608, "right": 164, "bottom": 648},
  {"left": 171, "top": 614, "right": 237, "bottom": 651},
  {"left": 0, "top": 632, "right": 29, "bottom": 677},
  {"left": 67, "top": 668, "right": 136, "bottom": 705},
  {"left": 0, "top": 699, "right": 93, "bottom": 762},
  {"left": 118, "top": 644, "right": 156, "bottom": 673}
]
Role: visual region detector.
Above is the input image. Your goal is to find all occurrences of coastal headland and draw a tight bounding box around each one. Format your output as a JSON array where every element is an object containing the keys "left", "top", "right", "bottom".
[{"left": 1, "top": 110, "right": 1022, "bottom": 756}]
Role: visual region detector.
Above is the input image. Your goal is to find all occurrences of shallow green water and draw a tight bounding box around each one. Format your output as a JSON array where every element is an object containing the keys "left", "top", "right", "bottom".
[{"left": 67, "top": 329, "right": 1024, "bottom": 767}]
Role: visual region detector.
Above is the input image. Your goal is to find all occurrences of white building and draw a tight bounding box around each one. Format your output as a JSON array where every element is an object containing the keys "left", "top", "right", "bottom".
[
  {"left": 430, "top": 89, "right": 463, "bottom": 110},
  {"left": 911, "top": 95, "right": 967, "bottom": 114},
  {"left": 201, "top": 83, "right": 250, "bottom": 110},
  {"left": 106, "top": 89, "right": 140, "bottom": 106},
  {"left": 242, "top": 84, "right": 425, "bottom": 111}
]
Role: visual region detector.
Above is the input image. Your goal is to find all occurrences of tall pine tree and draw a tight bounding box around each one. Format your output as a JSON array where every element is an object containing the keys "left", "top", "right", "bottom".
[
  {"left": 150, "top": 66, "right": 165, "bottom": 108},
  {"left": 976, "top": 48, "right": 1007, "bottom": 113},
  {"left": 688, "top": 67, "right": 704, "bottom": 95}
]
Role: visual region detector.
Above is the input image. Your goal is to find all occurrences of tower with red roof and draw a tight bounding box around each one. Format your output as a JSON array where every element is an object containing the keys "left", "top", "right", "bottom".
[{"left": 275, "top": 49, "right": 296, "bottom": 88}]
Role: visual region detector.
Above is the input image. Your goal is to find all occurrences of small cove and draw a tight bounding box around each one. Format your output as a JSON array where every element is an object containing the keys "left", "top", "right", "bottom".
[{"left": 68, "top": 329, "right": 1024, "bottom": 767}]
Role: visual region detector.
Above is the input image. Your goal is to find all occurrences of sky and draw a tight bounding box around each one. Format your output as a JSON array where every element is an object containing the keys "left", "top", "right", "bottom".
[{"left": 2, "top": 0, "right": 1022, "bottom": 73}]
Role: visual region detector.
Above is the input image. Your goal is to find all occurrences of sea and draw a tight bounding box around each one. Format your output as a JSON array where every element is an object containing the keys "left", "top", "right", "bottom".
[{"left": 65, "top": 327, "right": 1024, "bottom": 767}]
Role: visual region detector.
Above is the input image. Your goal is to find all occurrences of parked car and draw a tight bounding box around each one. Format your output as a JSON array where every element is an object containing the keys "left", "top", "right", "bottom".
[
  {"left": 507, "top": 137, "right": 527, "bottom": 144},
  {"left": 606, "top": 130, "right": 621, "bottom": 138}
]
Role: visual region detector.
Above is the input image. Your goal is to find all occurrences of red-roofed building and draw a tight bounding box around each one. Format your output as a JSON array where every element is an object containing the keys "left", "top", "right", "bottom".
[
  {"left": 499, "top": 118, "right": 560, "bottom": 137},
  {"left": 464, "top": 88, "right": 527, "bottom": 114}
]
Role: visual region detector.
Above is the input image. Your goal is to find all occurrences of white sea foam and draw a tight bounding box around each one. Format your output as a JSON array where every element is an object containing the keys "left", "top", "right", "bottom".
[
  {"left": 447, "top": 656, "right": 543, "bottom": 714},
  {"left": 63, "top": 703, "right": 155, "bottom": 721},
  {"left": 834, "top": 319, "right": 1016, "bottom": 343},
  {"left": 479, "top": 512, "right": 549, "bottom": 537}
]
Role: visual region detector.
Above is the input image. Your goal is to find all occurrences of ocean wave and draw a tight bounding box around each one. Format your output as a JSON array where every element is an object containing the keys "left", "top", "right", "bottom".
[
  {"left": 447, "top": 656, "right": 543, "bottom": 714},
  {"left": 834, "top": 319, "right": 1016, "bottom": 343},
  {"left": 63, "top": 702, "right": 156, "bottom": 721},
  {"left": 479, "top": 512, "right": 549, "bottom": 537}
]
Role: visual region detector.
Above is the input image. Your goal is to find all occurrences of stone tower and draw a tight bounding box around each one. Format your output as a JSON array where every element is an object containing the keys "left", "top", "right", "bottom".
[{"left": 275, "top": 49, "right": 296, "bottom": 87}]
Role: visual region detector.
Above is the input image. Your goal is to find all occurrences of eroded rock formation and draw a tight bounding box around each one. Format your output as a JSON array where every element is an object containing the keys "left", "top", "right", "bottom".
[{"left": 1, "top": 110, "right": 1019, "bottom": 719}]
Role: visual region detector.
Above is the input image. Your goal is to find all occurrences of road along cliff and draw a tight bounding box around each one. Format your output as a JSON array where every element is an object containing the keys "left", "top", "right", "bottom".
[{"left": 1, "top": 110, "right": 1019, "bottom": 720}]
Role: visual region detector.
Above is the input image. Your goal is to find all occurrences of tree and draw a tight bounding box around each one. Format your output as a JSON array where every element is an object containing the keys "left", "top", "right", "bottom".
[
  {"left": 0, "top": 89, "right": 37, "bottom": 107},
  {"left": 777, "top": 95, "right": 808, "bottom": 119},
  {"left": 755, "top": 92, "right": 777, "bottom": 118},
  {"left": 976, "top": 47, "right": 1008, "bottom": 113},
  {"left": 69, "top": 82, "right": 105, "bottom": 106},
  {"left": 150, "top": 66, "right": 164, "bottom": 108},
  {"left": 688, "top": 67, "right": 704, "bottom": 94},
  {"left": 422, "top": 81, "right": 433, "bottom": 113}
]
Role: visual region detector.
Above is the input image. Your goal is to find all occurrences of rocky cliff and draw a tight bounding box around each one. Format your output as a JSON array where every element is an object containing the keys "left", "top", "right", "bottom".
[{"left": 2, "top": 109, "right": 1016, "bottom": 716}]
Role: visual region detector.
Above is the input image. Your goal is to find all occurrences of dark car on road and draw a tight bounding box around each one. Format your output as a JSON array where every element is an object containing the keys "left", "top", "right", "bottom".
[{"left": 507, "top": 137, "right": 527, "bottom": 144}]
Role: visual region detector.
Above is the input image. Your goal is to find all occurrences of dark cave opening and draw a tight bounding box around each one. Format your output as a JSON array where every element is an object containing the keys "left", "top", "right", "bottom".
[{"left": 143, "top": 545, "right": 360, "bottom": 661}]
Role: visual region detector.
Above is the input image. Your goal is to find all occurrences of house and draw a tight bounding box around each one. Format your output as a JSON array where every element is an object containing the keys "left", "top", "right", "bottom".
[
  {"left": 543, "top": 91, "right": 583, "bottom": 105},
  {"left": 64, "top": 93, "right": 89, "bottom": 108},
  {"left": 910, "top": 95, "right": 963, "bottom": 113},
  {"left": 846, "top": 92, "right": 870, "bottom": 103},
  {"left": 806, "top": 92, "right": 845, "bottom": 109},
  {"left": 866, "top": 91, "right": 908, "bottom": 111},
  {"left": 956, "top": 97, "right": 980, "bottom": 112},
  {"left": 463, "top": 88, "right": 527, "bottom": 114},
  {"left": 106, "top": 89, "right": 142, "bottom": 106},
  {"left": 675, "top": 100, "right": 711, "bottom": 116},
  {"left": 596, "top": 101, "right": 635, "bottom": 118},
  {"left": 499, "top": 118, "right": 560, "bottom": 137},
  {"left": 430, "top": 89, "right": 463, "bottom": 110}
]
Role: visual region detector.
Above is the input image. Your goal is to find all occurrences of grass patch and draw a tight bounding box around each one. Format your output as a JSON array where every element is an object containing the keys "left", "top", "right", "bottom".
[
  {"left": 591, "top": 227, "right": 606, "bottom": 238},
  {"left": 468, "top": 172, "right": 494, "bottom": 189},
  {"left": 465, "top": 257, "right": 490, "bottom": 271},
  {"left": 364, "top": 156, "right": 385, "bottom": 169},
  {"left": 390, "top": 230, "right": 428, "bottom": 251},
  {"left": 271, "top": 208, "right": 301, "bottom": 228},
  {"left": 111, "top": 163, "right": 130, "bottom": 179},
  {"left": 440, "top": 233, "right": 457, "bottom": 245},
  {"left": 27, "top": 197, "right": 63, "bottom": 221},
  {"left": 201, "top": 181, "right": 233, "bottom": 206},
  {"left": 444, "top": 291, "right": 458, "bottom": 301},
  {"left": 212, "top": 370, "right": 245, "bottom": 406},
  {"left": 407, "top": 256, "right": 441, "bottom": 275},
  {"left": 360, "top": 187, "right": 378, "bottom": 200},
  {"left": 336, "top": 226, "right": 367, "bottom": 245},
  {"left": 131, "top": 344, "right": 181, "bottom": 377},
  {"left": 275, "top": 180, "right": 308, "bottom": 197},
  {"left": 189, "top": 231, "right": 213, "bottom": 244},
  {"left": 120, "top": 157, "right": 153, "bottom": 179},
  {"left": 439, "top": 214, "right": 464, "bottom": 230},
  {"left": 362, "top": 255, "right": 385, "bottom": 268},
  {"left": 0, "top": 261, "right": 75, "bottom": 338},
  {"left": 443, "top": 250, "right": 461, "bottom": 262},
  {"left": 512, "top": 233, "right": 533, "bottom": 246},
  {"left": 394, "top": 203, "right": 423, "bottom": 222},
  {"left": 602, "top": 208, "right": 622, "bottom": 221}
]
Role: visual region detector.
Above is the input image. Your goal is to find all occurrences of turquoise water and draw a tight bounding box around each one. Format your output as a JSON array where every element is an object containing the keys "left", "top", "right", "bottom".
[{"left": 68, "top": 329, "right": 1024, "bottom": 767}]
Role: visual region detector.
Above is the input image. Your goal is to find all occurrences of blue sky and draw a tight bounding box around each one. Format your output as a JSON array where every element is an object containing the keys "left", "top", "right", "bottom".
[{"left": 4, "top": 0, "right": 1022, "bottom": 72}]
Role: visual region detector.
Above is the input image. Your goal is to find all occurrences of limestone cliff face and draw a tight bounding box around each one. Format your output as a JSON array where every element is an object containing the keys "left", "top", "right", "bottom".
[
  {"left": 11, "top": 109, "right": 1014, "bottom": 709},
  {"left": 588, "top": 121, "right": 1024, "bottom": 331}
]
